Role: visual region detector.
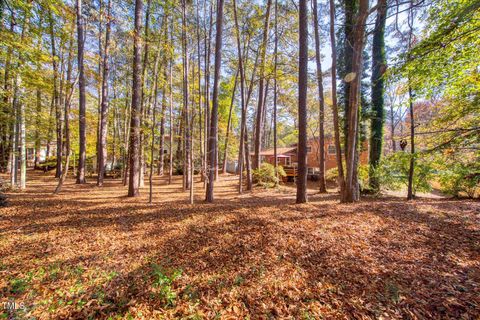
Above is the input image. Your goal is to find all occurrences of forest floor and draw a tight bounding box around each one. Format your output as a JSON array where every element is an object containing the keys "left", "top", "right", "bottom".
[{"left": 1, "top": 170, "right": 479, "bottom": 319}]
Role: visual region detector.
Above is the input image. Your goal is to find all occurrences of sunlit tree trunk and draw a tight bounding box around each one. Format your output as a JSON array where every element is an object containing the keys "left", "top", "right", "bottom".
[
  {"left": 181, "top": 0, "right": 191, "bottom": 191},
  {"left": 138, "top": 0, "right": 152, "bottom": 188},
  {"left": 312, "top": 0, "right": 327, "bottom": 193},
  {"left": 222, "top": 70, "right": 238, "bottom": 174},
  {"left": 273, "top": 0, "right": 279, "bottom": 183},
  {"left": 98, "top": 0, "right": 112, "bottom": 186},
  {"left": 55, "top": 31, "right": 76, "bottom": 194},
  {"left": 343, "top": 0, "right": 369, "bottom": 203},
  {"left": 253, "top": 0, "right": 272, "bottom": 170},
  {"left": 329, "top": 0, "right": 346, "bottom": 196},
  {"left": 49, "top": 11, "right": 62, "bottom": 179},
  {"left": 206, "top": 0, "right": 225, "bottom": 202},
  {"left": 76, "top": 0, "right": 87, "bottom": 184}
]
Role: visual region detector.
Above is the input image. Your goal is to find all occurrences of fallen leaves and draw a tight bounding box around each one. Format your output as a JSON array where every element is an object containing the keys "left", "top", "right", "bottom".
[{"left": 0, "top": 171, "right": 479, "bottom": 319}]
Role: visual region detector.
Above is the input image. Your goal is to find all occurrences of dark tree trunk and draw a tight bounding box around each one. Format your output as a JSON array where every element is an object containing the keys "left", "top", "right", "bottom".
[
  {"left": 128, "top": 0, "right": 143, "bottom": 197},
  {"left": 407, "top": 85, "right": 415, "bottom": 200},
  {"left": 297, "top": 0, "right": 308, "bottom": 204},
  {"left": 369, "top": 0, "right": 387, "bottom": 190},
  {"left": 206, "top": 0, "right": 225, "bottom": 202},
  {"left": 76, "top": 0, "right": 87, "bottom": 184}
]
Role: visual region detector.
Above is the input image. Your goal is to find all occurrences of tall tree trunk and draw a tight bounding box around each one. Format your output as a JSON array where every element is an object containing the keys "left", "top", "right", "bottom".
[
  {"left": 181, "top": 0, "right": 191, "bottom": 191},
  {"left": 233, "top": 0, "right": 248, "bottom": 193},
  {"left": 253, "top": 0, "right": 272, "bottom": 170},
  {"left": 407, "top": 84, "right": 415, "bottom": 200},
  {"left": 273, "top": 0, "right": 278, "bottom": 183},
  {"left": 206, "top": 0, "right": 225, "bottom": 202},
  {"left": 168, "top": 47, "right": 174, "bottom": 185},
  {"left": 18, "top": 89, "right": 26, "bottom": 190},
  {"left": 312, "top": 0, "right": 327, "bottom": 193},
  {"left": 0, "top": 20, "right": 14, "bottom": 173},
  {"left": 343, "top": 0, "right": 369, "bottom": 203},
  {"left": 128, "top": 0, "right": 143, "bottom": 197},
  {"left": 369, "top": 0, "right": 387, "bottom": 190},
  {"left": 55, "top": 35, "right": 76, "bottom": 194},
  {"left": 222, "top": 69, "right": 239, "bottom": 174},
  {"left": 138, "top": 0, "right": 152, "bottom": 188},
  {"left": 329, "top": 0, "right": 346, "bottom": 196},
  {"left": 76, "top": 0, "right": 87, "bottom": 184},
  {"left": 98, "top": 0, "right": 112, "bottom": 186},
  {"left": 49, "top": 12, "right": 62, "bottom": 179},
  {"left": 297, "top": 0, "right": 308, "bottom": 204}
]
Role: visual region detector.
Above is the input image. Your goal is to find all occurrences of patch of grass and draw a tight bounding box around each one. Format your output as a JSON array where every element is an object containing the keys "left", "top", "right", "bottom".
[
  {"left": 151, "top": 263, "right": 182, "bottom": 307},
  {"left": 234, "top": 275, "right": 245, "bottom": 286},
  {"left": 9, "top": 277, "right": 29, "bottom": 294},
  {"left": 385, "top": 281, "right": 401, "bottom": 304}
]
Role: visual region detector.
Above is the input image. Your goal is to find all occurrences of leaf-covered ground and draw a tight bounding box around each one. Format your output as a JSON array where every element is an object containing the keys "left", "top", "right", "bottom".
[{"left": 1, "top": 171, "right": 479, "bottom": 319}]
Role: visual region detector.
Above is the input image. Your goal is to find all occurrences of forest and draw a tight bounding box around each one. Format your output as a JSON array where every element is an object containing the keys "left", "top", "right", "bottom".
[{"left": 1, "top": 0, "right": 479, "bottom": 318}]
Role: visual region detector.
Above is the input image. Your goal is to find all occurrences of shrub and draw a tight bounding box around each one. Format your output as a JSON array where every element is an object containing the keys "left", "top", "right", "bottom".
[
  {"left": 252, "top": 163, "right": 286, "bottom": 188},
  {"left": 374, "top": 152, "right": 433, "bottom": 193},
  {"left": 437, "top": 161, "right": 480, "bottom": 198},
  {"left": 325, "top": 167, "right": 338, "bottom": 182}
]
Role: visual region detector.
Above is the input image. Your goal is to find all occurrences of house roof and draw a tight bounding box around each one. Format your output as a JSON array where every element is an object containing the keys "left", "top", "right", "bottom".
[{"left": 259, "top": 147, "right": 297, "bottom": 156}]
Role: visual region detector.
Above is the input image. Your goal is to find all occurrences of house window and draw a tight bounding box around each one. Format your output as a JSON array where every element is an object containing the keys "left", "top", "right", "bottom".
[
  {"left": 306, "top": 146, "right": 312, "bottom": 153},
  {"left": 328, "top": 145, "right": 336, "bottom": 155}
]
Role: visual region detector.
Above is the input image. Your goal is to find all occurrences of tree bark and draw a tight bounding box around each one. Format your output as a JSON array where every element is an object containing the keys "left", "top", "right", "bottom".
[
  {"left": 222, "top": 69, "right": 239, "bottom": 174},
  {"left": 312, "top": 0, "right": 327, "bottom": 193},
  {"left": 76, "top": 0, "right": 87, "bottom": 184},
  {"left": 181, "top": 0, "right": 191, "bottom": 191},
  {"left": 343, "top": 0, "right": 369, "bottom": 203},
  {"left": 49, "top": 12, "right": 63, "bottom": 179},
  {"left": 407, "top": 85, "right": 415, "bottom": 200},
  {"left": 127, "top": 0, "right": 143, "bottom": 197},
  {"left": 369, "top": 0, "right": 387, "bottom": 190},
  {"left": 97, "top": 0, "right": 112, "bottom": 186},
  {"left": 253, "top": 0, "right": 273, "bottom": 170},
  {"left": 329, "top": 0, "right": 346, "bottom": 196},
  {"left": 297, "top": 0, "right": 308, "bottom": 204},
  {"left": 206, "top": 0, "right": 225, "bottom": 202}
]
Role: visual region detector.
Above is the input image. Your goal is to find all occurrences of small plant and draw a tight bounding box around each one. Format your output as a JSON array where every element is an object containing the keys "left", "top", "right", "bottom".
[
  {"left": 252, "top": 163, "right": 286, "bottom": 188},
  {"left": 151, "top": 263, "right": 182, "bottom": 307}
]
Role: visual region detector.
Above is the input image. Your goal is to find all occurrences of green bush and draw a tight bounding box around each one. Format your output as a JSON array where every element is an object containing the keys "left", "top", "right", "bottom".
[
  {"left": 374, "top": 152, "right": 433, "bottom": 193},
  {"left": 437, "top": 161, "right": 480, "bottom": 198},
  {"left": 252, "top": 163, "right": 286, "bottom": 188}
]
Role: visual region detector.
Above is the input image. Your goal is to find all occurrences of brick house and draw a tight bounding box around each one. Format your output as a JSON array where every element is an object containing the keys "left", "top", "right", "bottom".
[{"left": 259, "top": 137, "right": 369, "bottom": 174}]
